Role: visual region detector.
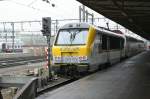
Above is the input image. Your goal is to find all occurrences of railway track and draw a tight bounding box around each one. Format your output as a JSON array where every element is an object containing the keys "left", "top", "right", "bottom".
[
  {"left": 36, "top": 70, "right": 97, "bottom": 98},
  {"left": 36, "top": 72, "right": 97, "bottom": 98},
  {"left": 0, "top": 56, "right": 45, "bottom": 68}
]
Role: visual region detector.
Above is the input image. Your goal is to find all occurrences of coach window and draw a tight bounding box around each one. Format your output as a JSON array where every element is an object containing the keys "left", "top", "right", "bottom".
[
  {"left": 109, "top": 36, "right": 120, "bottom": 50},
  {"left": 102, "top": 35, "right": 107, "bottom": 50}
]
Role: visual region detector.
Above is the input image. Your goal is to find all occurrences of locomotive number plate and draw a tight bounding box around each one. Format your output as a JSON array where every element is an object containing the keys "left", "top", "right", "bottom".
[{"left": 62, "top": 56, "right": 79, "bottom": 63}]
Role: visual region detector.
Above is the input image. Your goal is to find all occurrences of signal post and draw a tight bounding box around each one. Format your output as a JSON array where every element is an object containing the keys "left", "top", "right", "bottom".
[{"left": 41, "top": 17, "right": 53, "bottom": 80}]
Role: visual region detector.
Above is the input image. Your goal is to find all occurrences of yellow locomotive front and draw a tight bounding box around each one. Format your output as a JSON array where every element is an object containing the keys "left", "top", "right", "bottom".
[{"left": 52, "top": 23, "right": 96, "bottom": 73}]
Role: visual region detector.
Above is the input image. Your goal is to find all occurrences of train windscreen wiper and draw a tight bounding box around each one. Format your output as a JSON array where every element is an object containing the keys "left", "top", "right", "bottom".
[{"left": 69, "top": 30, "right": 81, "bottom": 44}]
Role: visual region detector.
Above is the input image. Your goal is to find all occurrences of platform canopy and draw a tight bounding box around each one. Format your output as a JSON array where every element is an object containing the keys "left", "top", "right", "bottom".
[{"left": 77, "top": 0, "right": 150, "bottom": 40}]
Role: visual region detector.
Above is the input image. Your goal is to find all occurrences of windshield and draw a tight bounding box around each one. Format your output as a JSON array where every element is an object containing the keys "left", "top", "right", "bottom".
[{"left": 55, "top": 29, "right": 88, "bottom": 45}]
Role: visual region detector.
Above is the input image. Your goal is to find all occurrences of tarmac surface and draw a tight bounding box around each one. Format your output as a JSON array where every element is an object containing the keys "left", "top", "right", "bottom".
[{"left": 37, "top": 51, "right": 150, "bottom": 99}]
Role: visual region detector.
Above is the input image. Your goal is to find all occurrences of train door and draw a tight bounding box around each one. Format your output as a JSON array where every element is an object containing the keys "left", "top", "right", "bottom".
[
  {"left": 126, "top": 37, "right": 132, "bottom": 57},
  {"left": 120, "top": 38, "right": 125, "bottom": 59},
  {"left": 102, "top": 34, "right": 109, "bottom": 64},
  {"left": 109, "top": 36, "right": 121, "bottom": 64},
  {"left": 107, "top": 36, "right": 110, "bottom": 63},
  {"left": 90, "top": 32, "right": 101, "bottom": 66}
]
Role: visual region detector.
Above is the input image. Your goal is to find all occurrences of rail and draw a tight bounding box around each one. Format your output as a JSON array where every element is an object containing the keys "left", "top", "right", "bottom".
[{"left": 0, "top": 56, "right": 45, "bottom": 68}]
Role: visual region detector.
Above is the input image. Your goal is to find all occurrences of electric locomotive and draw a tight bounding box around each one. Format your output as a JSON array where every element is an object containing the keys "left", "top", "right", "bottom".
[{"left": 52, "top": 23, "right": 144, "bottom": 75}]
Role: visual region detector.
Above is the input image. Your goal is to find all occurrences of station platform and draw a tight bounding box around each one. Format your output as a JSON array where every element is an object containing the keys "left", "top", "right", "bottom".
[{"left": 37, "top": 51, "right": 150, "bottom": 99}]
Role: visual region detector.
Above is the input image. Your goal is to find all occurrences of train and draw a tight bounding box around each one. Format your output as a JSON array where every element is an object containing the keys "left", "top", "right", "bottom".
[
  {"left": 0, "top": 41, "right": 23, "bottom": 53},
  {"left": 52, "top": 23, "right": 145, "bottom": 76}
]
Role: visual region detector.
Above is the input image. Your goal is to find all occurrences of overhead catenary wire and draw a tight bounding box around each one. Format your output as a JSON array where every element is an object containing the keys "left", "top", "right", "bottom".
[
  {"left": 9, "top": 0, "right": 54, "bottom": 14},
  {"left": 9, "top": 0, "right": 43, "bottom": 12}
]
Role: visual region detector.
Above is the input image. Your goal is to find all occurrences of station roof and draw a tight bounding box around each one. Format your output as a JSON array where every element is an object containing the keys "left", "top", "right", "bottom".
[{"left": 77, "top": 0, "right": 150, "bottom": 40}]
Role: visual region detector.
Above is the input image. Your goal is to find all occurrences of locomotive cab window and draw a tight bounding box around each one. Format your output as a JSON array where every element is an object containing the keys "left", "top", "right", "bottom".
[{"left": 55, "top": 28, "right": 88, "bottom": 45}]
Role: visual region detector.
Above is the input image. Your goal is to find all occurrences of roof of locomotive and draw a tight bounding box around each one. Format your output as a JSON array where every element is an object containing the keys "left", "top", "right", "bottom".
[
  {"left": 60, "top": 22, "right": 90, "bottom": 29},
  {"left": 95, "top": 25, "right": 125, "bottom": 39},
  {"left": 59, "top": 22, "right": 125, "bottom": 38}
]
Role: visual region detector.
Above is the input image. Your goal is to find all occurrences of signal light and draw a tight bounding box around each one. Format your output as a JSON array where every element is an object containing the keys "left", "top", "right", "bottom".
[{"left": 41, "top": 17, "right": 51, "bottom": 36}]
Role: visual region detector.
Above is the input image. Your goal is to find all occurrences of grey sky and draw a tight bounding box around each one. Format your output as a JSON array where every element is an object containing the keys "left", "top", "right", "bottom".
[{"left": 0, "top": 0, "right": 102, "bottom": 21}]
